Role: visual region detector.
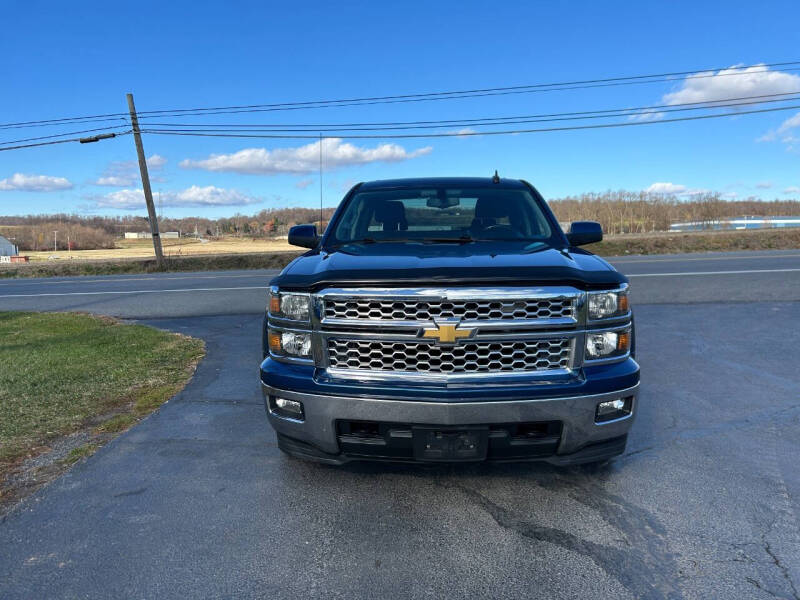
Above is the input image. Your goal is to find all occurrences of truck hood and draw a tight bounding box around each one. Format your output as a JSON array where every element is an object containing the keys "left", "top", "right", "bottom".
[{"left": 272, "top": 242, "right": 625, "bottom": 290}]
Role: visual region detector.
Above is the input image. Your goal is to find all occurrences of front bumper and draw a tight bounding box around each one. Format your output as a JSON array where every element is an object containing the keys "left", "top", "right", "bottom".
[{"left": 261, "top": 382, "right": 638, "bottom": 465}]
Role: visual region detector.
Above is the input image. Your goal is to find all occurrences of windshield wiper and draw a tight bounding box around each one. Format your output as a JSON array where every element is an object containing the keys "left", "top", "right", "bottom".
[
  {"left": 328, "top": 237, "right": 413, "bottom": 249},
  {"left": 423, "top": 235, "right": 475, "bottom": 244},
  {"left": 330, "top": 235, "right": 479, "bottom": 249}
]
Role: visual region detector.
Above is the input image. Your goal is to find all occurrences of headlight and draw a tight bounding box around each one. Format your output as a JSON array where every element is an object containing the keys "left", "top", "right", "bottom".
[
  {"left": 268, "top": 329, "right": 312, "bottom": 358},
  {"left": 586, "top": 329, "right": 631, "bottom": 360},
  {"left": 587, "top": 289, "right": 629, "bottom": 320},
  {"left": 269, "top": 291, "right": 311, "bottom": 321}
]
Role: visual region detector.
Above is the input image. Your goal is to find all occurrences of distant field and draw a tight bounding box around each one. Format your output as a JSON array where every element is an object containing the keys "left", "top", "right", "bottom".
[
  {"left": 2, "top": 228, "right": 798, "bottom": 279},
  {"left": 24, "top": 237, "right": 296, "bottom": 261}
]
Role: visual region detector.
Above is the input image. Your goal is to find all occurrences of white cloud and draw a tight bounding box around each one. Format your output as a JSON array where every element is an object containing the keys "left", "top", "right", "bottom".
[
  {"left": 93, "top": 154, "right": 167, "bottom": 186},
  {"left": 646, "top": 182, "right": 687, "bottom": 194},
  {"left": 777, "top": 112, "right": 800, "bottom": 133},
  {"left": 760, "top": 111, "right": 800, "bottom": 149},
  {"left": 645, "top": 182, "right": 710, "bottom": 197},
  {"left": 631, "top": 64, "right": 800, "bottom": 122},
  {"left": 447, "top": 127, "right": 480, "bottom": 136},
  {"left": 180, "top": 138, "right": 433, "bottom": 175},
  {"left": 755, "top": 181, "right": 773, "bottom": 189},
  {"left": 146, "top": 154, "right": 167, "bottom": 169},
  {"left": 96, "top": 175, "right": 136, "bottom": 186},
  {"left": 663, "top": 64, "right": 800, "bottom": 105},
  {"left": 0, "top": 173, "right": 73, "bottom": 192},
  {"left": 783, "top": 186, "right": 800, "bottom": 195},
  {"left": 93, "top": 185, "right": 261, "bottom": 209},
  {"left": 628, "top": 111, "right": 665, "bottom": 122},
  {"left": 684, "top": 188, "right": 711, "bottom": 197},
  {"left": 295, "top": 178, "right": 315, "bottom": 190}
]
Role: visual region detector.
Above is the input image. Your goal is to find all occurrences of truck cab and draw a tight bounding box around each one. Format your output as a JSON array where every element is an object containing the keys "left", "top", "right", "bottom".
[{"left": 261, "top": 177, "right": 639, "bottom": 464}]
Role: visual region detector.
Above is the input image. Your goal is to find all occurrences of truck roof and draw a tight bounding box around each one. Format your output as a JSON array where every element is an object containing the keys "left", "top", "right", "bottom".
[{"left": 357, "top": 177, "right": 529, "bottom": 190}]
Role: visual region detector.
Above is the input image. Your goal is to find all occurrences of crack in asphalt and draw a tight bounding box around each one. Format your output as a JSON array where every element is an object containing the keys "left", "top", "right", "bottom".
[
  {"left": 445, "top": 481, "right": 682, "bottom": 600},
  {"left": 764, "top": 539, "right": 800, "bottom": 600}
]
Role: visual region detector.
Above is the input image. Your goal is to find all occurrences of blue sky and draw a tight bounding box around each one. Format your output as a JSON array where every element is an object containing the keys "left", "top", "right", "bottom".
[{"left": 1, "top": 0, "right": 799, "bottom": 218}]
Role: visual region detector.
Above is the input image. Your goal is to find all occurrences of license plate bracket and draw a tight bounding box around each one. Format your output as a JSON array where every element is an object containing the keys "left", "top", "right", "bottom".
[{"left": 412, "top": 426, "right": 489, "bottom": 462}]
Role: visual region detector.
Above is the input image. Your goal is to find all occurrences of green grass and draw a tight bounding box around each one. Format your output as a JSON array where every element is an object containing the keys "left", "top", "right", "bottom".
[
  {"left": 93, "top": 414, "right": 138, "bottom": 434},
  {"left": 61, "top": 443, "right": 99, "bottom": 465},
  {"left": 0, "top": 312, "right": 205, "bottom": 466}
]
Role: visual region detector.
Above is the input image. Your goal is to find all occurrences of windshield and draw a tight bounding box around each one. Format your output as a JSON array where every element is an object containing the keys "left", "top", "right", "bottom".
[{"left": 327, "top": 186, "right": 557, "bottom": 246}]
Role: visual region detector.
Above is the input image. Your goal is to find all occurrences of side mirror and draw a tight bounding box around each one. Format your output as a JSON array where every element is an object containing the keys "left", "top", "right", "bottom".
[
  {"left": 288, "top": 224, "right": 320, "bottom": 249},
  {"left": 566, "top": 221, "right": 603, "bottom": 246}
]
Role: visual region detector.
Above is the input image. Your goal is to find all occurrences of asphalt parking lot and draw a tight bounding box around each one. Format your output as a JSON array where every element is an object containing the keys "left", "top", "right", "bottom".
[{"left": 1, "top": 250, "right": 799, "bottom": 599}]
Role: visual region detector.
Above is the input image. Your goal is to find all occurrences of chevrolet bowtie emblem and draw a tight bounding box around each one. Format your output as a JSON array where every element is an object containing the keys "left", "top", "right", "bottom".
[{"left": 421, "top": 320, "right": 474, "bottom": 344}]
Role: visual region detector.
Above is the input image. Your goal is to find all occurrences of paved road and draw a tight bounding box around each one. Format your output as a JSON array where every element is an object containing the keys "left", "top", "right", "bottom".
[
  {"left": 1, "top": 250, "right": 799, "bottom": 599},
  {"left": 1, "top": 249, "right": 799, "bottom": 317}
]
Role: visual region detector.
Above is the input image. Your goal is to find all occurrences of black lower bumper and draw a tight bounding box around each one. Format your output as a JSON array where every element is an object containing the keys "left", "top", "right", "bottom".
[{"left": 276, "top": 430, "right": 628, "bottom": 466}]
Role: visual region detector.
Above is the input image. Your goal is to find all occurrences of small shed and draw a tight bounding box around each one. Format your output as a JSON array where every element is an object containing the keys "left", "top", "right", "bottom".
[{"left": 0, "top": 234, "right": 18, "bottom": 257}]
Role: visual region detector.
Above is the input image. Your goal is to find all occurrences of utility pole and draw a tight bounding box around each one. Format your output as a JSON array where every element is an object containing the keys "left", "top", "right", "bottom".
[
  {"left": 53, "top": 230, "right": 58, "bottom": 253},
  {"left": 126, "top": 93, "right": 165, "bottom": 268}
]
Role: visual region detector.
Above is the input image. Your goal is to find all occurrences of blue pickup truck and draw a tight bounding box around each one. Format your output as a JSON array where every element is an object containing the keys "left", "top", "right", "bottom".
[{"left": 260, "top": 177, "right": 639, "bottom": 465}]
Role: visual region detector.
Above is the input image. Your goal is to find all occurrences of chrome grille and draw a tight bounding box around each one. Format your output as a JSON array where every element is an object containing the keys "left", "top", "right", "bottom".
[
  {"left": 323, "top": 297, "right": 574, "bottom": 322},
  {"left": 327, "top": 338, "right": 572, "bottom": 374}
]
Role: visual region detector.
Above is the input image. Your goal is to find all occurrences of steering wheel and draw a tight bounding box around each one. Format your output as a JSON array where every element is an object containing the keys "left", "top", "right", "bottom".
[{"left": 481, "top": 224, "right": 521, "bottom": 238}]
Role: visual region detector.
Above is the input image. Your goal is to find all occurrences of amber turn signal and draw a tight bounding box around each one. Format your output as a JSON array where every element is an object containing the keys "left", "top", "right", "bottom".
[
  {"left": 269, "top": 295, "right": 281, "bottom": 314},
  {"left": 618, "top": 294, "right": 629, "bottom": 312},
  {"left": 268, "top": 331, "right": 282, "bottom": 353},
  {"left": 617, "top": 332, "right": 631, "bottom": 352}
]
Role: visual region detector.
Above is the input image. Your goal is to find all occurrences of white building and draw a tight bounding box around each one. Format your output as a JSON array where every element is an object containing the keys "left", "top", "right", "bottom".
[
  {"left": 670, "top": 216, "right": 800, "bottom": 232},
  {"left": 0, "top": 234, "right": 18, "bottom": 256},
  {"left": 124, "top": 231, "right": 180, "bottom": 239}
]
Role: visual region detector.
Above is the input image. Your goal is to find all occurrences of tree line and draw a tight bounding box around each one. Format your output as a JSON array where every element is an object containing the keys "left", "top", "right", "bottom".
[
  {"left": 547, "top": 192, "right": 800, "bottom": 235},
  {"left": 2, "top": 192, "right": 799, "bottom": 251}
]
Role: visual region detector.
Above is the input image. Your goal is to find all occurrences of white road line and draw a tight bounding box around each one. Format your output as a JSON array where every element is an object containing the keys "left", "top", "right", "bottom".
[
  {"left": 0, "top": 286, "right": 268, "bottom": 298},
  {"left": 628, "top": 268, "right": 800, "bottom": 277},
  {"left": 0, "top": 272, "right": 275, "bottom": 287},
  {"left": 610, "top": 253, "right": 800, "bottom": 264},
  {"left": 0, "top": 268, "right": 799, "bottom": 298}
]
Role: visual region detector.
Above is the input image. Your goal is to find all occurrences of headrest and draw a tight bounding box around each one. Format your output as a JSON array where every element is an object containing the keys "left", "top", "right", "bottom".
[
  {"left": 374, "top": 200, "right": 406, "bottom": 223},
  {"left": 475, "top": 197, "right": 513, "bottom": 219}
]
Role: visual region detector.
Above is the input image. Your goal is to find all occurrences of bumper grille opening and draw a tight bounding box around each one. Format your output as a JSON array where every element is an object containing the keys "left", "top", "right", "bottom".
[
  {"left": 327, "top": 338, "right": 573, "bottom": 374},
  {"left": 324, "top": 297, "right": 575, "bottom": 322},
  {"left": 346, "top": 420, "right": 380, "bottom": 438},
  {"left": 336, "top": 420, "right": 562, "bottom": 461},
  {"left": 512, "top": 421, "right": 561, "bottom": 439}
]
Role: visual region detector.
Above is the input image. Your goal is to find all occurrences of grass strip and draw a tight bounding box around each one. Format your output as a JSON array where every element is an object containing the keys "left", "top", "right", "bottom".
[{"left": 0, "top": 312, "right": 204, "bottom": 473}]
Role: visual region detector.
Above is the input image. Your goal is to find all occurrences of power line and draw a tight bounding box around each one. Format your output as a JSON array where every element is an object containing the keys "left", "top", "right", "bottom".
[
  {"left": 133, "top": 61, "right": 800, "bottom": 117},
  {"left": 1, "top": 60, "right": 798, "bottom": 129},
  {"left": 137, "top": 92, "right": 800, "bottom": 133},
  {"left": 0, "top": 116, "right": 130, "bottom": 131},
  {"left": 0, "top": 125, "right": 132, "bottom": 147},
  {"left": 0, "top": 131, "right": 130, "bottom": 152},
  {"left": 140, "top": 103, "right": 800, "bottom": 140},
  {"left": 136, "top": 67, "right": 800, "bottom": 119}
]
